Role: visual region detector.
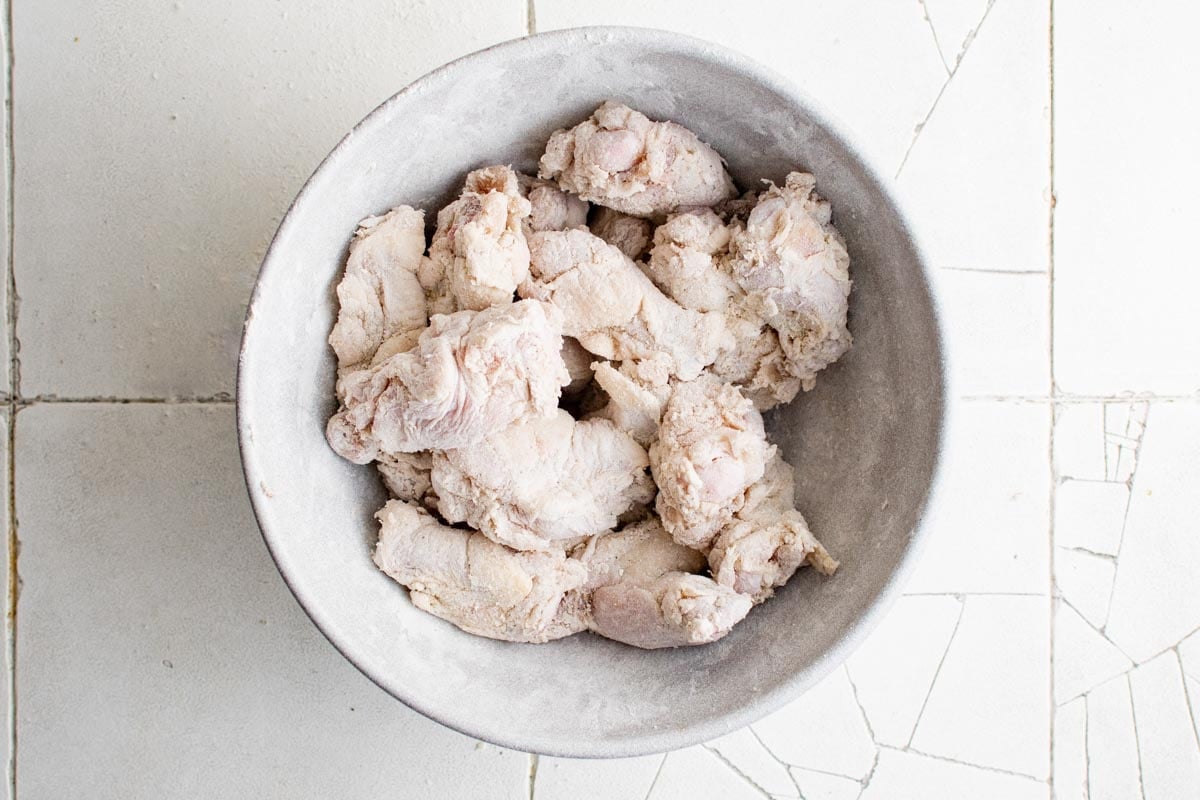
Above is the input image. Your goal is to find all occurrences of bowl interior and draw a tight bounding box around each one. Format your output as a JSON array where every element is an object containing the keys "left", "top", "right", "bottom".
[{"left": 238, "top": 27, "right": 944, "bottom": 757}]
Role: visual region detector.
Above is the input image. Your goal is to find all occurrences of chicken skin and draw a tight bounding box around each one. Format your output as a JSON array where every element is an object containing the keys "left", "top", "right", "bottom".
[
  {"left": 521, "top": 228, "right": 730, "bottom": 381},
  {"left": 728, "top": 172, "right": 852, "bottom": 392},
  {"left": 326, "top": 299, "right": 568, "bottom": 462},
  {"left": 517, "top": 173, "right": 590, "bottom": 233},
  {"left": 376, "top": 451, "right": 436, "bottom": 508},
  {"left": 539, "top": 101, "right": 736, "bottom": 217},
  {"left": 577, "top": 518, "right": 751, "bottom": 649},
  {"left": 328, "top": 205, "right": 429, "bottom": 371},
  {"left": 650, "top": 377, "right": 772, "bottom": 550},
  {"left": 708, "top": 451, "right": 838, "bottom": 603},
  {"left": 421, "top": 165, "right": 532, "bottom": 314},
  {"left": 432, "top": 409, "right": 654, "bottom": 552},
  {"left": 373, "top": 500, "right": 588, "bottom": 643},
  {"left": 587, "top": 361, "right": 670, "bottom": 447}
]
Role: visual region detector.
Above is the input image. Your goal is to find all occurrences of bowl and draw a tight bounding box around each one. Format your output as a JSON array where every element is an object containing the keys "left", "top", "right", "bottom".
[{"left": 237, "top": 26, "right": 946, "bottom": 757}]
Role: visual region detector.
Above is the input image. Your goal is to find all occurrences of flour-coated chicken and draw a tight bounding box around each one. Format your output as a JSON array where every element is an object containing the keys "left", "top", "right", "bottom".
[
  {"left": 575, "top": 518, "right": 751, "bottom": 648},
  {"left": 326, "top": 299, "right": 568, "bottom": 461},
  {"left": 376, "top": 451, "right": 436, "bottom": 508},
  {"left": 517, "top": 173, "right": 590, "bottom": 233},
  {"left": 588, "top": 206, "right": 652, "bottom": 260},
  {"left": 728, "top": 172, "right": 852, "bottom": 392},
  {"left": 421, "top": 165, "right": 532, "bottom": 314},
  {"left": 521, "top": 228, "right": 730, "bottom": 381},
  {"left": 586, "top": 361, "right": 670, "bottom": 447},
  {"left": 328, "top": 206, "right": 429, "bottom": 371},
  {"left": 432, "top": 408, "right": 654, "bottom": 552},
  {"left": 650, "top": 377, "right": 772, "bottom": 550},
  {"left": 539, "top": 101, "right": 736, "bottom": 217},
  {"left": 708, "top": 451, "right": 838, "bottom": 603},
  {"left": 373, "top": 500, "right": 588, "bottom": 642}
]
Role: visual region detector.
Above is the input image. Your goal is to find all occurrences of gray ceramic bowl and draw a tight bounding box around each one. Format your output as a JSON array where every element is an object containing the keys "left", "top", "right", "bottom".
[{"left": 238, "top": 26, "right": 946, "bottom": 757}]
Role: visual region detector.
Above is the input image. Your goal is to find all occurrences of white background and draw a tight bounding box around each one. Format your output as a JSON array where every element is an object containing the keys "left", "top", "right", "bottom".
[{"left": 5, "top": 1, "right": 1199, "bottom": 797}]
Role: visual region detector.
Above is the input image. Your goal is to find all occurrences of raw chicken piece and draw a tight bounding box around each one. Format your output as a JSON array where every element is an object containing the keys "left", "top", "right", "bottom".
[
  {"left": 421, "top": 165, "right": 532, "bottom": 314},
  {"left": 728, "top": 172, "right": 852, "bottom": 391},
  {"left": 520, "top": 228, "right": 730, "bottom": 381},
  {"left": 587, "top": 361, "right": 670, "bottom": 446},
  {"left": 710, "top": 302, "right": 801, "bottom": 410},
  {"left": 590, "top": 572, "right": 752, "bottom": 649},
  {"left": 560, "top": 336, "right": 596, "bottom": 397},
  {"left": 708, "top": 452, "right": 838, "bottom": 603},
  {"left": 575, "top": 518, "right": 748, "bottom": 648},
  {"left": 432, "top": 408, "right": 654, "bottom": 551},
  {"left": 650, "top": 376, "right": 772, "bottom": 550},
  {"left": 328, "top": 206, "right": 429, "bottom": 370},
  {"left": 588, "top": 206, "right": 652, "bottom": 260},
  {"left": 517, "top": 173, "right": 589, "bottom": 233},
  {"left": 326, "top": 299, "right": 568, "bottom": 462},
  {"left": 373, "top": 500, "right": 588, "bottom": 643},
  {"left": 376, "top": 451, "right": 435, "bottom": 508},
  {"left": 539, "top": 101, "right": 736, "bottom": 217},
  {"left": 643, "top": 208, "right": 738, "bottom": 313},
  {"left": 575, "top": 517, "right": 706, "bottom": 591}
]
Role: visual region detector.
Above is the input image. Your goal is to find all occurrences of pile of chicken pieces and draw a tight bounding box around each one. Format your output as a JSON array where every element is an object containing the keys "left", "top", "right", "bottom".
[{"left": 325, "top": 101, "right": 850, "bottom": 649}]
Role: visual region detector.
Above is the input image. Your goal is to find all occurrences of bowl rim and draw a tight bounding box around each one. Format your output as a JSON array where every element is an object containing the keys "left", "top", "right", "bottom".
[{"left": 237, "top": 24, "right": 950, "bottom": 758}]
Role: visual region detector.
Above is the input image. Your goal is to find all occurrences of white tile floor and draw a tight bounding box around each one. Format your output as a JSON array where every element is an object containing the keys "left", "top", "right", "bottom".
[{"left": 5, "top": 1, "right": 1198, "bottom": 797}]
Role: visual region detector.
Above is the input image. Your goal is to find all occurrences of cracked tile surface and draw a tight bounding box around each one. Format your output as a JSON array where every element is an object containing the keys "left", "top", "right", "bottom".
[{"left": 10, "top": 2, "right": 1199, "bottom": 798}]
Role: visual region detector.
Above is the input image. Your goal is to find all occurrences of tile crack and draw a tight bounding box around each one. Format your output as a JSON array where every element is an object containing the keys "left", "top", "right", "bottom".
[
  {"left": 897, "top": 745, "right": 1045, "bottom": 782},
  {"left": 905, "top": 595, "right": 965, "bottom": 747},
  {"left": 703, "top": 744, "right": 776, "bottom": 800},
  {"left": 896, "top": 0, "right": 998, "bottom": 178},
  {"left": 916, "top": 0, "right": 952, "bottom": 75}
]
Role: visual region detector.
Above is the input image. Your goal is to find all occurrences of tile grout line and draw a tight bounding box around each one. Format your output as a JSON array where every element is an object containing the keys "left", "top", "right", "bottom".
[
  {"left": 1046, "top": 0, "right": 1058, "bottom": 794},
  {"left": 4, "top": 0, "right": 15, "bottom": 794},
  {"left": 526, "top": 752, "right": 538, "bottom": 800},
  {"left": 14, "top": 395, "right": 233, "bottom": 406}
]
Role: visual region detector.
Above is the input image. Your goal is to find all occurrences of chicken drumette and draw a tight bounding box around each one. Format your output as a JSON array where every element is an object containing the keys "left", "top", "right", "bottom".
[
  {"left": 650, "top": 376, "right": 772, "bottom": 550},
  {"left": 432, "top": 409, "right": 654, "bottom": 552},
  {"left": 539, "top": 101, "right": 736, "bottom": 217},
  {"left": 374, "top": 500, "right": 588, "bottom": 643},
  {"left": 326, "top": 299, "right": 568, "bottom": 460}
]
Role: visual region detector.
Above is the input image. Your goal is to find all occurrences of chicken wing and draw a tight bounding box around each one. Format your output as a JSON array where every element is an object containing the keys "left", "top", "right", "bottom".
[
  {"left": 376, "top": 451, "right": 436, "bottom": 508},
  {"left": 576, "top": 518, "right": 751, "bottom": 649},
  {"left": 328, "top": 205, "right": 429, "bottom": 371},
  {"left": 326, "top": 299, "right": 568, "bottom": 461},
  {"left": 586, "top": 361, "right": 670, "bottom": 447},
  {"left": 518, "top": 173, "right": 589, "bottom": 233},
  {"left": 643, "top": 208, "right": 738, "bottom": 313},
  {"left": 650, "top": 376, "right": 772, "bottom": 550},
  {"left": 728, "top": 172, "right": 852, "bottom": 392},
  {"left": 421, "top": 165, "right": 532, "bottom": 314},
  {"left": 521, "top": 228, "right": 730, "bottom": 381},
  {"left": 432, "top": 409, "right": 654, "bottom": 552},
  {"left": 708, "top": 452, "right": 838, "bottom": 603},
  {"left": 373, "top": 500, "right": 588, "bottom": 643},
  {"left": 539, "top": 101, "right": 736, "bottom": 217}
]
